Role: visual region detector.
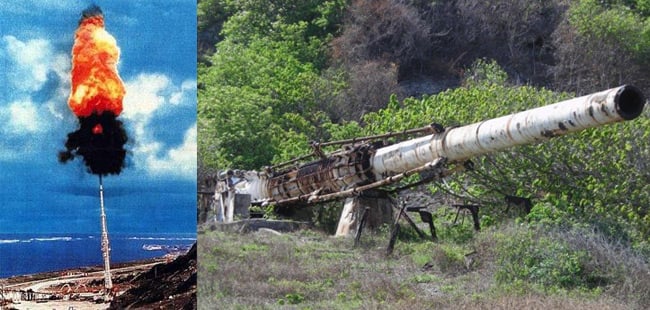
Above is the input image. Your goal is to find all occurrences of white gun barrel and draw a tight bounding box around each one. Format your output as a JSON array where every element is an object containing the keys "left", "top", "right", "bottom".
[{"left": 371, "top": 85, "right": 646, "bottom": 178}]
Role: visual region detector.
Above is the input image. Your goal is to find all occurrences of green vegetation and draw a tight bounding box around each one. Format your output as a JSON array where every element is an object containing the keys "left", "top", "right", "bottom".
[
  {"left": 198, "top": 226, "right": 648, "bottom": 308},
  {"left": 198, "top": 0, "right": 650, "bottom": 308},
  {"left": 198, "top": 0, "right": 346, "bottom": 169}
]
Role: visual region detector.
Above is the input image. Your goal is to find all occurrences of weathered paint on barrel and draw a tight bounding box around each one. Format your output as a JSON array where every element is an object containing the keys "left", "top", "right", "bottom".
[{"left": 371, "top": 85, "right": 645, "bottom": 178}]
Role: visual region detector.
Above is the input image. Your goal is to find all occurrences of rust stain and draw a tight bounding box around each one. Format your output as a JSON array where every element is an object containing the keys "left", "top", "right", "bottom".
[
  {"left": 268, "top": 143, "right": 375, "bottom": 201},
  {"left": 505, "top": 117, "right": 514, "bottom": 141},
  {"left": 600, "top": 103, "right": 610, "bottom": 116},
  {"left": 541, "top": 129, "right": 557, "bottom": 138},
  {"left": 588, "top": 106, "right": 595, "bottom": 120}
]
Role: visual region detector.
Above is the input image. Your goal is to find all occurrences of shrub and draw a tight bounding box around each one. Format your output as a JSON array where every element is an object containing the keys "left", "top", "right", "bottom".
[
  {"left": 495, "top": 224, "right": 650, "bottom": 307},
  {"left": 552, "top": 0, "right": 650, "bottom": 93},
  {"left": 495, "top": 227, "right": 591, "bottom": 291},
  {"left": 556, "top": 227, "right": 650, "bottom": 307}
]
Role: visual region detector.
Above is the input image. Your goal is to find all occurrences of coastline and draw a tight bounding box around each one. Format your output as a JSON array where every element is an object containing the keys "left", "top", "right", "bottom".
[
  {"left": 1, "top": 245, "right": 196, "bottom": 309},
  {"left": 0, "top": 232, "right": 196, "bottom": 279},
  {"left": 1, "top": 257, "right": 164, "bottom": 285}
]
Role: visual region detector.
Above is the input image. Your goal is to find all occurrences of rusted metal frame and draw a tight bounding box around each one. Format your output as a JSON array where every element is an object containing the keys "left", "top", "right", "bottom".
[
  {"left": 271, "top": 153, "right": 314, "bottom": 171},
  {"left": 389, "top": 201, "right": 428, "bottom": 240},
  {"left": 307, "top": 154, "right": 365, "bottom": 198},
  {"left": 269, "top": 145, "right": 372, "bottom": 201},
  {"left": 271, "top": 140, "right": 371, "bottom": 171},
  {"left": 307, "top": 157, "right": 449, "bottom": 204},
  {"left": 311, "top": 141, "right": 326, "bottom": 159},
  {"left": 418, "top": 210, "right": 437, "bottom": 241},
  {"left": 301, "top": 157, "right": 340, "bottom": 197},
  {"left": 386, "top": 201, "right": 407, "bottom": 256},
  {"left": 269, "top": 163, "right": 322, "bottom": 200},
  {"left": 388, "top": 162, "right": 467, "bottom": 194},
  {"left": 386, "top": 197, "right": 430, "bottom": 255},
  {"left": 270, "top": 148, "right": 343, "bottom": 171},
  {"left": 354, "top": 207, "right": 370, "bottom": 247},
  {"left": 330, "top": 154, "right": 364, "bottom": 189},
  {"left": 452, "top": 204, "right": 481, "bottom": 231},
  {"left": 271, "top": 157, "right": 447, "bottom": 206},
  {"left": 453, "top": 205, "right": 464, "bottom": 224},
  {"left": 293, "top": 161, "right": 329, "bottom": 198}
]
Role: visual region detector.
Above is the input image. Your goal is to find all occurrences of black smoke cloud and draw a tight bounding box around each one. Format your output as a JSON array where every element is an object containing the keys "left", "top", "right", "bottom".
[
  {"left": 81, "top": 4, "right": 103, "bottom": 23},
  {"left": 58, "top": 112, "right": 127, "bottom": 175}
]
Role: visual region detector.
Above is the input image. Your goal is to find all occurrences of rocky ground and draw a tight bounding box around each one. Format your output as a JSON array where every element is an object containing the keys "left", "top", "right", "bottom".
[{"left": 109, "top": 243, "right": 197, "bottom": 309}]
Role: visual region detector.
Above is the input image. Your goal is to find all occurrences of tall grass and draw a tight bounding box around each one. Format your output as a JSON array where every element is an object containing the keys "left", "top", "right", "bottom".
[{"left": 198, "top": 221, "right": 645, "bottom": 309}]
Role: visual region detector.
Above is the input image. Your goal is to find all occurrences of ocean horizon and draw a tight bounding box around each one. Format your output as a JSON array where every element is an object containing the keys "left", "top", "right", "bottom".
[{"left": 0, "top": 232, "right": 196, "bottom": 278}]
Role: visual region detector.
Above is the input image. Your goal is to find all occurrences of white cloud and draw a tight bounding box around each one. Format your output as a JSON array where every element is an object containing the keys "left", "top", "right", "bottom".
[
  {"left": 2, "top": 35, "right": 70, "bottom": 104},
  {"left": 143, "top": 124, "right": 197, "bottom": 179},
  {"left": 123, "top": 73, "right": 171, "bottom": 118},
  {"left": 0, "top": 35, "right": 69, "bottom": 159},
  {"left": 4, "top": 36, "right": 53, "bottom": 92},
  {"left": 0, "top": 99, "right": 49, "bottom": 160},
  {"left": 122, "top": 73, "right": 196, "bottom": 180},
  {"left": 5, "top": 100, "right": 46, "bottom": 134},
  {"left": 170, "top": 79, "right": 197, "bottom": 105},
  {"left": 123, "top": 75, "right": 195, "bottom": 116}
]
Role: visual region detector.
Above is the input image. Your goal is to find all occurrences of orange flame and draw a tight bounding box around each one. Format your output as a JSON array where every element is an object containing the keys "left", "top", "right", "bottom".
[{"left": 68, "top": 12, "right": 124, "bottom": 117}]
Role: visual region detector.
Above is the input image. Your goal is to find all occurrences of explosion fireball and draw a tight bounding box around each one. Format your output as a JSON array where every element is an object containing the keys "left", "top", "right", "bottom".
[{"left": 59, "top": 5, "right": 128, "bottom": 175}]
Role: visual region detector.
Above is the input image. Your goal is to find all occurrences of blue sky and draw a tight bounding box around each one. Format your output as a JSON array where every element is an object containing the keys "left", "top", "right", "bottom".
[{"left": 0, "top": 1, "right": 197, "bottom": 234}]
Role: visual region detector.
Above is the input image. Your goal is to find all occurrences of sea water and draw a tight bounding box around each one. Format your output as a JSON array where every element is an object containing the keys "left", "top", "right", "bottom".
[{"left": 0, "top": 232, "right": 196, "bottom": 278}]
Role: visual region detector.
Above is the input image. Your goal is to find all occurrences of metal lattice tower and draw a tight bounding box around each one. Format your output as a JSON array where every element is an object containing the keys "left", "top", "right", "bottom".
[{"left": 99, "top": 175, "right": 113, "bottom": 292}]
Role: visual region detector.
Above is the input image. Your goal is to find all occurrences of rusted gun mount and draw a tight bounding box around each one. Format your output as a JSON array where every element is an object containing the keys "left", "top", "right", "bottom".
[{"left": 213, "top": 85, "right": 647, "bottom": 234}]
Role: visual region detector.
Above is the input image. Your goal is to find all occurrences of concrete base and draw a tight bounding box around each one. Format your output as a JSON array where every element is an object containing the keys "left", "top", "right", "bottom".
[{"left": 335, "top": 191, "right": 394, "bottom": 237}]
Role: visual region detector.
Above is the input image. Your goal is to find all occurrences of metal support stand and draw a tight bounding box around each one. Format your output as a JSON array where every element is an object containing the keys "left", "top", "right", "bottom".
[
  {"left": 386, "top": 198, "right": 438, "bottom": 255},
  {"left": 417, "top": 210, "right": 437, "bottom": 241},
  {"left": 354, "top": 207, "right": 370, "bottom": 247},
  {"left": 99, "top": 175, "right": 113, "bottom": 295},
  {"left": 386, "top": 202, "right": 406, "bottom": 256},
  {"left": 452, "top": 204, "right": 481, "bottom": 231}
]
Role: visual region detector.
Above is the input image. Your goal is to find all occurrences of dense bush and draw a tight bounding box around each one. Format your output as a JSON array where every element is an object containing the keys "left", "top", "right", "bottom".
[
  {"left": 198, "top": 0, "right": 346, "bottom": 169},
  {"left": 493, "top": 225, "right": 650, "bottom": 306},
  {"left": 432, "top": 0, "right": 563, "bottom": 85},
  {"left": 552, "top": 0, "right": 650, "bottom": 93},
  {"left": 331, "top": 0, "right": 434, "bottom": 76},
  {"left": 495, "top": 227, "right": 591, "bottom": 290}
]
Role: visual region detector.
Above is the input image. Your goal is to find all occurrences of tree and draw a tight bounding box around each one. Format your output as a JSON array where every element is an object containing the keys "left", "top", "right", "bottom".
[{"left": 198, "top": 0, "right": 346, "bottom": 169}]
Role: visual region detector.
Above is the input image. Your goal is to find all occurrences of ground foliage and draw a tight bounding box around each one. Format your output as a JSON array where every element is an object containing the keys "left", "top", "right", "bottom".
[{"left": 198, "top": 226, "right": 648, "bottom": 309}]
